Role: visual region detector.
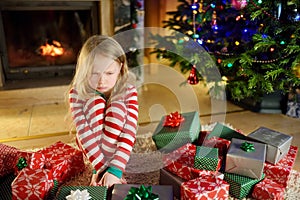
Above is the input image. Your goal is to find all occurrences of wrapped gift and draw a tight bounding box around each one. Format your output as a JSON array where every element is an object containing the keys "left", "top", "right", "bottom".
[
  {"left": 152, "top": 111, "right": 201, "bottom": 152},
  {"left": 11, "top": 168, "right": 53, "bottom": 200},
  {"left": 37, "top": 141, "right": 85, "bottom": 182},
  {"left": 181, "top": 174, "right": 229, "bottom": 200},
  {"left": 225, "top": 138, "right": 266, "bottom": 179},
  {"left": 247, "top": 127, "right": 293, "bottom": 164},
  {"left": 13, "top": 151, "right": 45, "bottom": 175},
  {"left": 263, "top": 145, "right": 298, "bottom": 188},
  {"left": 160, "top": 168, "right": 185, "bottom": 200},
  {"left": 111, "top": 184, "right": 173, "bottom": 200},
  {"left": 224, "top": 172, "right": 265, "bottom": 199},
  {"left": 56, "top": 186, "right": 107, "bottom": 200},
  {"left": 194, "top": 146, "right": 221, "bottom": 172},
  {"left": 252, "top": 178, "right": 285, "bottom": 200},
  {"left": 0, "top": 173, "right": 16, "bottom": 200},
  {"left": 0, "top": 144, "right": 19, "bottom": 178},
  {"left": 207, "top": 122, "right": 247, "bottom": 141},
  {"left": 203, "top": 136, "right": 231, "bottom": 157}
]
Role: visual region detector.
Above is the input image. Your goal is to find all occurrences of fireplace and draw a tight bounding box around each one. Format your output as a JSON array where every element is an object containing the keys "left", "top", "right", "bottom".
[{"left": 0, "top": 1, "right": 100, "bottom": 87}]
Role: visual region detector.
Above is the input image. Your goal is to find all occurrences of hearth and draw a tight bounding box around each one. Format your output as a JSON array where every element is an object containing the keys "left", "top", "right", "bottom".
[{"left": 0, "top": 1, "right": 99, "bottom": 87}]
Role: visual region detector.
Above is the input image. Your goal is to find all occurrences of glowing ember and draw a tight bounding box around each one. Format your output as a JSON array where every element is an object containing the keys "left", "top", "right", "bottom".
[{"left": 39, "top": 40, "right": 64, "bottom": 56}]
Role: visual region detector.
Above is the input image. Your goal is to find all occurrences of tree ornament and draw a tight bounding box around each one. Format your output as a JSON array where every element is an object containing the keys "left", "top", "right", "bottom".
[
  {"left": 187, "top": 65, "right": 199, "bottom": 85},
  {"left": 231, "top": 0, "right": 247, "bottom": 10}
]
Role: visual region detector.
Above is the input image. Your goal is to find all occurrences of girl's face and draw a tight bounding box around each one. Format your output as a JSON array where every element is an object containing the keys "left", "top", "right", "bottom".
[{"left": 89, "top": 54, "right": 121, "bottom": 95}]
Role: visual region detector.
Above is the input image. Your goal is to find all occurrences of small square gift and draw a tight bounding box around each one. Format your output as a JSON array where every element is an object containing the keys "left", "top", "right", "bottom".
[
  {"left": 11, "top": 167, "right": 54, "bottom": 200},
  {"left": 37, "top": 141, "right": 85, "bottom": 182},
  {"left": 225, "top": 138, "right": 266, "bottom": 179},
  {"left": 152, "top": 111, "right": 201, "bottom": 152},
  {"left": 203, "top": 136, "right": 231, "bottom": 158},
  {"left": 247, "top": 127, "right": 293, "bottom": 164},
  {"left": 224, "top": 172, "right": 265, "bottom": 199},
  {"left": 252, "top": 178, "right": 285, "bottom": 200},
  {"left": 56, "top": 186, "right": 107, "bottom": 200},
  {"left": 181, "top": 174, "right": 229, "bottom": 200},
  {"left": 194, "top": 146, "right": 221, "bottom": 172},
  {"left": 111, "top": 184, "right": 173, "bottom": 200}
]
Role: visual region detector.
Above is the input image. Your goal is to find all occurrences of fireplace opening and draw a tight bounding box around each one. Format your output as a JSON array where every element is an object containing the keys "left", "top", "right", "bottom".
[{"left": 0, "top": 1, "right": 99, "bottom": 88}]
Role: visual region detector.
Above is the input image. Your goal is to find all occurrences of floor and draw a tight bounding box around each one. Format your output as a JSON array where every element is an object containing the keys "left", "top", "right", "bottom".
[{"left": 0, "top": 63, "right": 299, "bottom": 171}]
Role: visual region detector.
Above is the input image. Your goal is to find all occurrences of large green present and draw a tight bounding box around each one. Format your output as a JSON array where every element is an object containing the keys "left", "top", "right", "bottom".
[
  {"left": 224, "top": 172, "right": 265, "bottom": 199},
  {"left": 208, "top": 122, "right": 248, "bottom": 141},
  {"left": 152, "top": 111, "right": 200, "bottom": 152},
  {"left": 194, "top": 146, "right": 221, "bottom": 171},
  {"left": 56, "top": 186, "right": 107, "bottom": 200}
]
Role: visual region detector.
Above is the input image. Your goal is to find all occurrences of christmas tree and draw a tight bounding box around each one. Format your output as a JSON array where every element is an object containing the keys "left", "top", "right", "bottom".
[{"left": 151, "top": 0, "right": 300, "bottom": 101}]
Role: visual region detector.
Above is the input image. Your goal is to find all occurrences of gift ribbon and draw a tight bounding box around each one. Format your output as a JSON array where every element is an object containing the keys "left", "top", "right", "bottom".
[
  {"left": 16, "top": 157, "right": 28, "bottom": 170},
  {"left": 163, "top": 111, "right": 184, "bottom": 127},
  {"left": 240, "top": 142, "right": 255, "bottom": 152},
  {"left": 125, "top": 185, "right": 159, "bottom": 200}
]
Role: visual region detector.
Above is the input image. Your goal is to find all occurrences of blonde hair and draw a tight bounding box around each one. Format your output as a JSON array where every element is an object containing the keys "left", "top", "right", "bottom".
[{"left": 69, "top": 35, "right": 129, "bottom": 101}]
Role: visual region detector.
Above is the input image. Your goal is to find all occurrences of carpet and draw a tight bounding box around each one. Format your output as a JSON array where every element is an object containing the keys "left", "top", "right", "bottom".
[{"left": 62, "top": 126, "right": 300, "bottom": 200}]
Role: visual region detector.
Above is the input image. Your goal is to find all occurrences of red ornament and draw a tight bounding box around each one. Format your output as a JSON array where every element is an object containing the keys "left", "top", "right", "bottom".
[
  {"left": 132, "top": 23, "right": 137, "bottom": 29},
  {"left": 163, "top": 112, "right": 185, "bottom": 127},
  {"left": 187, "top": 65, "right": 199, "bottom": 85},
  {"left": 231, "top": 0, "right": 247, "bottom": 10}
]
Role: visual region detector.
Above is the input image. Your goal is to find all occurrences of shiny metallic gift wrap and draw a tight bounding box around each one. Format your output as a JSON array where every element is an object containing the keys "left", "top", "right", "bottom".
[
  {"left": 225, "top": 138, "right": 266, "bottom": 179},
  {"left": 247, "top": 127, "right": 293, "bottom": 164}
]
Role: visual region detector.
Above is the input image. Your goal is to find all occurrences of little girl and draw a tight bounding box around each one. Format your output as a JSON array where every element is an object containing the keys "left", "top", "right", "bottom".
[{"left": 68, "top": 35, "right": 139, "bottom": 188}]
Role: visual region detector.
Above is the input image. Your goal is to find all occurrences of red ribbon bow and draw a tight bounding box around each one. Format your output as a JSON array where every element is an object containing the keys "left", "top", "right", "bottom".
[{"left": 163, "top": 112, "right": 185, "bottom": 127}]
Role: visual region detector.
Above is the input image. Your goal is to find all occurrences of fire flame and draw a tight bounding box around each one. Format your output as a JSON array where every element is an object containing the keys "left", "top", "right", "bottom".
[{"left": 39, "top": 40, "right": 64, "bottom": 56}]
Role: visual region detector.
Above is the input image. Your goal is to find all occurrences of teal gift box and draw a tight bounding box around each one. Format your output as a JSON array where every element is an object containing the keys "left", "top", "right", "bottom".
[
  {"left": 194, "top": 146, "right": 221, "bottom": 171},
  {"left": 224, "top": 172, "right": 265, "bottom": 199},
  {"left": 152, "top": 111, "right": 200, "bottom": 152},
  {"left": 208, "top": 122, "right": 247, "bottom": 141},
  {"left": 225, "top": 138, "right": 266, "bottom": 179},
  {"left": 56, "top": 186, "right": 107, "bottom": 200},
  {"left": 247, "top": 127, "right": 293, "bottom": 164}
]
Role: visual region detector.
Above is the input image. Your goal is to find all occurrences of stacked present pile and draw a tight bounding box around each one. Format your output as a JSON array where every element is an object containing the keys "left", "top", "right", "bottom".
[
  {"left": 0, "top": 141, "right": 86, "bottom": 200},
  {"left": 153, "top": 112, "right": 298, "bottom": 200}
]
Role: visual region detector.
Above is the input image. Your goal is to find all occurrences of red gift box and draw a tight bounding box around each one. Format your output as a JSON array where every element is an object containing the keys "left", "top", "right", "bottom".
[
  {"left": 252, "top": 178, "right": 285, "bottom": 200},
  {"left": 37, "top": 141, "right": 85, "bottom": 182},
  {"left": 263, "top": 145, "right": 298, "bottom": 188},
  {"left": 181, "top": 174, "right": 229, "bottom": 200},
  {"left": 14, "top": 151, "right": 45, "bottom": 175},
  {"left": 202, "top": 136, "right": 231, "bottom": 157},
  {"left": 11, "top": 167, "right": 53, "bottom": 200},
  {"left": 0, "top": 144, "right": 19, "bottom": 177},
  {"left": 163, "top": 143, "right": 197, "bottom": 166}
]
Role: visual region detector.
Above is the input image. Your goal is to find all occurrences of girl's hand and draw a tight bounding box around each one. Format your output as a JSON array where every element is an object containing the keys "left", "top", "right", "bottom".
[
  {"left": 89, "top": 171, "right": 100, "bottom": 186},
  {"left": 98, "top": 171, "right": 122, "bottom": 188}
]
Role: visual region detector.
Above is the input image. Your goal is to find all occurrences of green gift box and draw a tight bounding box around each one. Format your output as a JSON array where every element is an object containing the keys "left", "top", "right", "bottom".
[
  {"left": 208, "top": 122, "right": 247, "bottom": 141},
  {"left": 224, "top": 172, "right": 265, "bottom": 199},
  {"left": 56, "top": 186, "right": 107, "bottom": 200},
  {"left": 152, "top": 111, "right": 200, "bottom": 152},
  {"left": 194, "top": 146, "right": 220, "bottom": 171}
]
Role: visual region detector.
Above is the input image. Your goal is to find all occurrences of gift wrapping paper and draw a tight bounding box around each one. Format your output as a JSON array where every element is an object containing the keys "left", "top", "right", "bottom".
[
  {"left": 11, "top": 168, "right": 54, "bottom": 200},
  {"left": 160, "top": 168, "right": 185, "bottom": 200},
  {"left": 225, "top": 138, "right": 266, "bottom": 179},
  {"left": 152, "top": 111, "right": 201, "bottom": 152},
  {"left": 263, "top": 145, "right": 298, "bottom": 188},
  {"left": 0, "top": 143, "right": 18, "bottom": 178},
  {"left": 207, "top": 122, "right": 247, "bottom": 141},
  {"left": 252, "top": 178, "right": 285, "bottom": 200},
  {"left": 13, "top": 151, "right": 45, "bottom": 175},
  {"left": 56, "top": 186, "right": 107, "bottom": 200},
  {"left": 247, "top": 127, "right": 293, "bottom": 164},
  {"left": 224, "top": 172, "right": 265, "bottom": 199},
  {"left": 203, "top": 136, "right": 231, "bottom": 157},
  {"left": 181, "top": 174, "right": 229, "bottom": 200},
  {"left": 194, "top": 146, "right": 221, "bottom": 172},
  {"left": 37, "top": 141, "right": 85, "bottom": 182},
  {"left": 111, "top": 184, "right": 173, "bottom": 200}
]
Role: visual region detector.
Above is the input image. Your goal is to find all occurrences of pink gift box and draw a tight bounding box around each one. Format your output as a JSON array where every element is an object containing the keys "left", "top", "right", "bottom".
[
  {"left": 0, "top": 143, "right": 19, "bottom": 177},
  {"left": 11, "top": 168, "right": 53, "bottom": 200},
  {"left": 37, "top": 141, "right": 85, "bottom": 182},
  {"left": 263, "top": 145, "right": 298, "bottom": 188},
  {"left": 252, "top": 178, "right": 285, "bottom": 200},
  {"left": 181, "top": 174, "right": 229, "bottom": 200}
]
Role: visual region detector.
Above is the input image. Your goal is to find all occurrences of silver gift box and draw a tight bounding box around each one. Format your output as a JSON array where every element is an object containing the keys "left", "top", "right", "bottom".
[
  {"left": 247, "top": 127, "right": 293, "bottom": 164},
  {"left": 225, "top": 138, "right": 266, "bottom": 179}
]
